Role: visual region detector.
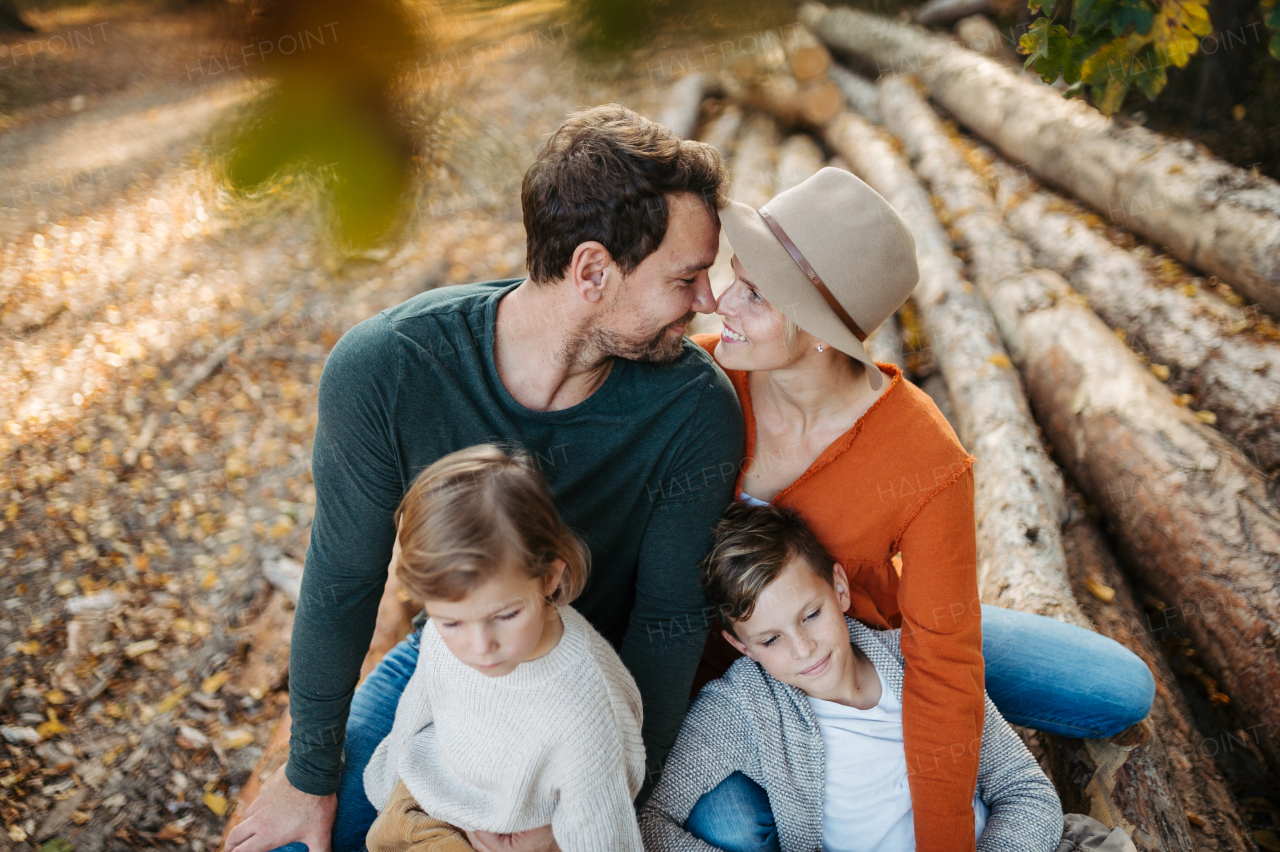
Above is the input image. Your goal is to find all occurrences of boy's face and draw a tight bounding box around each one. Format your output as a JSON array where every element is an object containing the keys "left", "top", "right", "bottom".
[
  {"left": 722, "top": 557, "right": 856, "bottom": 704},
  {"left": 423, "top": 560, "right": 563, "bottom": 678}
]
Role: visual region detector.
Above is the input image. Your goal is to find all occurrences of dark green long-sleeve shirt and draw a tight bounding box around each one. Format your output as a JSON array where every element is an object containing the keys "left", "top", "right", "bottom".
[{"left": 287, "top": 279, "right": 744, "bottom": 796}]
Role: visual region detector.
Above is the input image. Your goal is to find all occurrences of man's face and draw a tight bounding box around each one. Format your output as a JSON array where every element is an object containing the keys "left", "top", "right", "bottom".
[{"left": 591, "top": 191, "right": 719, "bottom": 364}]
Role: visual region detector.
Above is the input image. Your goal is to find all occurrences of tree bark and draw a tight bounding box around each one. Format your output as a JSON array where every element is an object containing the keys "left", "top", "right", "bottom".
[
  {"left": 1044, "top": 722, "right": 1196, "bottom": 852},
  {"left": 775, "top": 133, "right": 825, "bottom": 192},
  {"left": 828, "top": 108, "right": 1208, "bottom": 849},
  {"left": 825, "top": 111, "right": 1089, "bottom": 625},
  {"left": 783, "top": 22, "right": 834, "bottom": 83},
  {"left": 877, "top": 73, "right": 1280, "bottom": 778},
  {"left": 954, "top": 14, "right": 1019, "bottom": 63},
  {"left": 800, "top": 2, "right": 1280, "bottom": 321},
  {"left": 915, "top": 0, "right": 994, "bottom": 27},
  {"left": 726, "top": 113, "right": 779, "bottom": 211},
  {"left": 865, "top": 313, "right": 907, "bottom": 371},
  {"left": 699, "top": 102, "right": 744, "bottom": 160},
  {"left": 723, "top": 24, "right": 843, "bottom": 130},
  {"left": 690, "top": 113, "right": 779, "bottom": 338},
  {"left": 721, "top": 72, "right": 843, "bottom": 130},
  {"left": 1060, "top": 492, "right": 1258, "bottom": 852},
  {"left": 659, "top": 72, "right": 708, "bottom": 140},
  {"left": 986, "top": 158, "right": 1280, "bottom": 478},
  {"left": 829, "top": 65, "right": 883, "bottom": 125}
]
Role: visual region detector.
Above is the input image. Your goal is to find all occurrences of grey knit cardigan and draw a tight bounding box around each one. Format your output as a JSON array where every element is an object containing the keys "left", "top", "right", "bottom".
[{"left": 639, "top": 616, "right": 1063, "bottom": 852}]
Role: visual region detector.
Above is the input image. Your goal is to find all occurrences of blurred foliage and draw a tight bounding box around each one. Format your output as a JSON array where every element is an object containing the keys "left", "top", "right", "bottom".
[
  {"left": 218, "top": 0, "right": 425, "bottom": 249},
  {"left": 215, "top": 0, "right": 804, "bottom": 248},
  {"left": 1018, "top": 0, "right": 1278, "bottom": 114}
]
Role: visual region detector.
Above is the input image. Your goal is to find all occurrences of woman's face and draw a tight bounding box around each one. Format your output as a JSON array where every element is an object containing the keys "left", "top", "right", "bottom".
[{"left": 713, "top": 255, "right": 816, "bottom": 372}]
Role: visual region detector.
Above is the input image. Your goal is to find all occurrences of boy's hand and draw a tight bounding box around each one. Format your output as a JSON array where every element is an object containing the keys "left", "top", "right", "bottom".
[{"left": 466, "top": 825, "right": 560, "bottom": 852}]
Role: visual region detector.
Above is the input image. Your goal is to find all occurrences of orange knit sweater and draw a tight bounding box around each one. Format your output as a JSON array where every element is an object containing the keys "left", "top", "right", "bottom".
[{"left": 693, "top": 333, "right": 985, "bottom": 852}]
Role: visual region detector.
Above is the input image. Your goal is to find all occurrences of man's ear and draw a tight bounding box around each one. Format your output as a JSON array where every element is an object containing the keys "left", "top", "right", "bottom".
[
  {"left": 722, "top": 628, "right": 754, "bottom": 661},
  {"left": 568, "top": 241, "right": 612, "bottom": 304},
  {"left": 832, "top": 562, "right": 852, "bottom": 612}
]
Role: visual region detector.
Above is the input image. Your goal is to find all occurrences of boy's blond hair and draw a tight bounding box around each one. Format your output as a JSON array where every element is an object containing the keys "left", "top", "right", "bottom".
[{"left": 393, "top": 444, "right": 589, "bottom": 603}]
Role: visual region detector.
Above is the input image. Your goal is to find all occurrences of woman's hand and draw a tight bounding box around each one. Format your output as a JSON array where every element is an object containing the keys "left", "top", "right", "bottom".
[{"left": 466, "top": 825, "right": 560, "bottom": 852}]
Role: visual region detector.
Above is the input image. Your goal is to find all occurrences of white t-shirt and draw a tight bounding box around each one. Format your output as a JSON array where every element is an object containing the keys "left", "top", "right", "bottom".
[{"left": 807, "top": 660, "right": 989, "bottom": 852}]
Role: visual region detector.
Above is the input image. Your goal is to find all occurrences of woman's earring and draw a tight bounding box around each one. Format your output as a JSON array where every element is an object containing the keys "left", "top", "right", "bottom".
[{"left": 816, "top": 343, "right": 825, "bottom": 353}]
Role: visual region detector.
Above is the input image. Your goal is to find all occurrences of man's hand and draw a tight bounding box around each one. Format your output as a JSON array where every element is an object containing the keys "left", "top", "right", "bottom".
[
  {"left": 465, "top": 825, "right": 560, "bottom": 852},
  {"left": 223, "top": 765, "right": 337, "bottom": 852}
]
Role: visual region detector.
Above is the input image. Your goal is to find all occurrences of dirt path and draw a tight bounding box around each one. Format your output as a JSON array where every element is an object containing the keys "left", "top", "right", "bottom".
[{"left": 0, "top": 3, "right": 678, "bottom": 849}]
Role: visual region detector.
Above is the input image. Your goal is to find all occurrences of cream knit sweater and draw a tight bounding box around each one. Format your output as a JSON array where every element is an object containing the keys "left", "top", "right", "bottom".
[{"left": 363, "top": 604, "right": 646, "bottom": 852}]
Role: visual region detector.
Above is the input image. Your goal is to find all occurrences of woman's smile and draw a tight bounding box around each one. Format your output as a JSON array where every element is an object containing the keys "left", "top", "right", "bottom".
[{"left": 721, "top": 326, "right": 748, "bottom": 344}]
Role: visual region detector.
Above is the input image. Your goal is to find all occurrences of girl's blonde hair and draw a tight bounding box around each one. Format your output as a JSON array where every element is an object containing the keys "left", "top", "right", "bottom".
[{"left": 393, "top": 444, "right": 589, "bottom": 604}]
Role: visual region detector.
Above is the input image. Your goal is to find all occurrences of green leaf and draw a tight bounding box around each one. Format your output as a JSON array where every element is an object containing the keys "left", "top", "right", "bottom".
[
  {"left": 40, "top": 840, "right": 74, "bottom": 852},
  {"left": 1074, "top": 0, "right": 1119, "bottom": 31},
  {"left": 1131, "top": 43, "right": 1167, "bottom": 98},
  {"left": 1080, "top": 34, "right": 1137, "bottom": 85},
  {"left": 1150, "top": 0, "right": 1212, "bottom": 68},
  {"left": 1113, "top": 0, "right": 1156, "bottom": 34},
  {"left": 1270, "top": 30, "right": 1280, "bottom": 60},
  {"left": 1020, "top": 18, "right": 1086, "bottom": 83},
  {"left": 1095, "top": 76, "right": 1130, "bottom": 114},
  {"left": 1080, "top": 34, "right": 1143, "bottom": 113}
]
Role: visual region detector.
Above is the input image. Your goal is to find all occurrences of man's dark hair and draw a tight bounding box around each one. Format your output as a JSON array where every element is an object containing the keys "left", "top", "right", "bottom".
[
  {"left": 521, "top": 103, "right": 730, "bottom": 284},
  {"left": 700, "top": 502, "right": 835, "bottom": 639}
]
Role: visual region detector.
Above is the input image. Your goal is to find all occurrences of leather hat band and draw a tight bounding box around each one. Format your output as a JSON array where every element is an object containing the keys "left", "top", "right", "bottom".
[{"left": 759, "top": 206, "right": 867, "bottom": 343}]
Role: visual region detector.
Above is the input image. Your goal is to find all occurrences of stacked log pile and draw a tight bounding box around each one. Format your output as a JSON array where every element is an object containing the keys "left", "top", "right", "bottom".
[
  {"left": 797, "top": 2, "right": 1280, "bottom": 319},
  {"left": 688, "top": 9, "right": 1280, "bottom": 850}
]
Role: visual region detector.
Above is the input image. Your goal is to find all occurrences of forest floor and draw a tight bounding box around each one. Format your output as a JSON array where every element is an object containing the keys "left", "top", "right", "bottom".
[{"left": 0, "top": 2, "right": 681, "bottom": 849}]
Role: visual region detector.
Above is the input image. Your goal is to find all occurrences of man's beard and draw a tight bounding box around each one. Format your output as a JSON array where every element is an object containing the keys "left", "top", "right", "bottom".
[{"left": 587, "top": 311, "right": 695, "bottom": 366}]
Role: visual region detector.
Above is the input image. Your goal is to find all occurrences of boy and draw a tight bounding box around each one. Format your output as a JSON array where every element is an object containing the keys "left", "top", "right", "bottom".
[{"left": 638, "top": 502, "right": 1134, "bottom": 852}]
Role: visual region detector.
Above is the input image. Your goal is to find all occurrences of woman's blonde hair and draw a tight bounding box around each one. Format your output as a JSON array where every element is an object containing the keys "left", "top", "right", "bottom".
[{"left": 393, "top": 444, "right": 589, "bottom": 604}]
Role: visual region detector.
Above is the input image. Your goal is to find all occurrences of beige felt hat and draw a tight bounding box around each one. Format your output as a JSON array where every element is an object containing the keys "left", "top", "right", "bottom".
[{"left": 720, "top": 166, "right": 919, "bottom": 391}]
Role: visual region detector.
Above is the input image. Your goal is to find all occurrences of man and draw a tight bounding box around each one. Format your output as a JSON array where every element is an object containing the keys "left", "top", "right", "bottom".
[{"left": 224, "top": 103, "right": 745, "bottom": 852}]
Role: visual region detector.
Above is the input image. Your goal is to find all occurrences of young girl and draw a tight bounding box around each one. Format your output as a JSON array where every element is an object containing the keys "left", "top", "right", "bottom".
[{"left": 362, "top": 444, "right": 646, "bottom": 852}]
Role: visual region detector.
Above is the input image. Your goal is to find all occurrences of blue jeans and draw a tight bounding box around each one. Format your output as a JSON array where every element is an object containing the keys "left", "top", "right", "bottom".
[
  {"left": 683, "top": 604, "right": 1155, "bottom": 851},
  {"left": 273, "top": 628, "right": 423, "bottom": 852}
]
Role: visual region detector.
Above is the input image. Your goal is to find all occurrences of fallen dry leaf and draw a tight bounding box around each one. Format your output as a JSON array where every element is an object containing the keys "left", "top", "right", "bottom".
[
  {"left": 203, "top": 790, "right": 228, "bottom": 817},
  {"left": 155, "top": 822, "right": 187, "bottom": 841},
  {"left": 157, "top": 684, "right": 192, "bottom": 714},
  {"left": 1085, "top": 575, "right": 1116, "bottom": 603},
  {"left": 124, "top": 639, "right": 160, "bottom": 658},
  {"left": 201, "top": 671, "right": 231, "bottom": 695},
  {"left": 37, "top": 710, "right": 68, "bottom": 739}
]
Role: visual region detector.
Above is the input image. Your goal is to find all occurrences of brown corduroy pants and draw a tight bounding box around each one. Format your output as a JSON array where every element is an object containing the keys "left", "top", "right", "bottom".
[{"left": 366, "top": 780, "right": 474, "bottom": 852}]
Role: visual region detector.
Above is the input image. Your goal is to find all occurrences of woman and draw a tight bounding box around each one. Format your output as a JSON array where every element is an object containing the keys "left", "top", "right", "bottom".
[{"left": 684, "top": 167, "right": 1154, "bottom": 852}]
